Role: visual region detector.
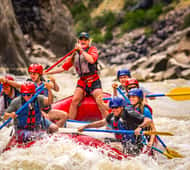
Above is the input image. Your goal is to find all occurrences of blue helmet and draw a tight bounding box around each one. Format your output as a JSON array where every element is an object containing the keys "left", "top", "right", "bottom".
[
  {"left": 117, "top": 69, "right": 131, "bottom": 79},
  {"left": 128, "top": 88, "right": 143, "bottom": 99},
  {"left": 109, "top": 97, "right": 126, "bottom": 108}
]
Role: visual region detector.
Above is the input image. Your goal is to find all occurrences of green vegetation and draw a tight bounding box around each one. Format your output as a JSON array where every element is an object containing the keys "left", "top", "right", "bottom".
[
  {"left": 63, "top": 1, "right": 172, "bottom": 43},
  {"left": 183, "top": 13, "right": 190, "bottom": 28},
  {"left": 121, "top": 4, "right": 163, "bottom": 33}
]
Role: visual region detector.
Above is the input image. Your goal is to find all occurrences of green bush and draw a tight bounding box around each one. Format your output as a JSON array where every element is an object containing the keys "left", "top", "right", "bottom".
[
  {"left": 183, "top": 13, "right": 190, "bottom": 28},
  {"left": 104, "top": 31, "right": 113, "bottom": 42},
  {"left": 94, "top": 11, "right": 116, "bottom": 29},
  {"left": 91, "top": 32, "right": 105, "bottom": 43},
  {"left": 121, "top": 3, "right": 163, "bottom": 33}
]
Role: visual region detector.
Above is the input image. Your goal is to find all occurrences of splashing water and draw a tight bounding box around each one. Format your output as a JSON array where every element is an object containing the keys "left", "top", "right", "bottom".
[{"left": 0, "top": 73, "right": 190, "bottom": 170}]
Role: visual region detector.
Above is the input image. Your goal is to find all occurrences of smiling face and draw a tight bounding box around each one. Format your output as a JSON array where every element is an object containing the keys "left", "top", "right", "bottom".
[
  {"left": 128, "top": 95, "right": 139, "bottom": 105},
  {"left": 119, "top": 75, "right": 129, "bottom": 86},
  {"left": 29, "top": 72, "right": 40, "bottom": 83},
  {"left": 78, "top": 38, "right": 90, "bottom": 49}
]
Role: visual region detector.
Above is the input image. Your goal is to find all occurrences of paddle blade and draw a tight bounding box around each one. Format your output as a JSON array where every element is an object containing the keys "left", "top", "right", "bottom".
[
  {"left": 143, "top": 131, "right": 174, "bottom": 136},
  {"left": 166, "top": 148, "right": 184, "bottom": 158},
  {"left": 163, "top": 151, "right": 175, "bottom": 159},
  {"left": 167, "top": 87, "right": 190, "bottom": 101}
]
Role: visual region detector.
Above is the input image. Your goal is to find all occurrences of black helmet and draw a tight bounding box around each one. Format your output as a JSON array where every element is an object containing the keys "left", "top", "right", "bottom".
[{"left": 78, "top": 32, "right": 90, "bottom": 39}]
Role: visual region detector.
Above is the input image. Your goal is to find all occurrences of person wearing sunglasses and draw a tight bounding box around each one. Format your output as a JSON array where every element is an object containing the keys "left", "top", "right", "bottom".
[
  {"left": 78, "top": 96, "right": 152, "bottom": 155},
  {"left": 44, "top": 32, "right": 107, "bottom": 120},
  {"left": 1, "top": 64, "right": 67, "bottom": 128},
  {"left": 3, "top": 81, "right": 58, "bottom": 137},
  {"left": 0, "top": 75, "right": 20, "bottom": 117}
]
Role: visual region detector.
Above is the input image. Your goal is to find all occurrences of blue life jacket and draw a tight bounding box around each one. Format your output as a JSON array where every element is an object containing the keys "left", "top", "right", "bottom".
[
  {"left": 16, "top": 97, "right": 44, "bottom": 130},
  {"left": 27, "top": 79, "right": 51, "bottom": 112}
]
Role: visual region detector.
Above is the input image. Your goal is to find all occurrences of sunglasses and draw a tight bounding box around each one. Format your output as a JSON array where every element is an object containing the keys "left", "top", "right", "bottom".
[
  {"left": 22, "top": 93, "right": 32, "bottom": 97},
  {"left": 79, "top": 37, "right": 89, "bottom": 41},
  {"left": 111, "top": 106, "right": 120, "bottom": 109},
  {"left": 127, "top": 86, "right": 137, "bottom": 91}
]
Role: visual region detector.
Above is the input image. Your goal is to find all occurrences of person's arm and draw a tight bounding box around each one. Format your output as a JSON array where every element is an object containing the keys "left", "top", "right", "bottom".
[
  {"left": 76, "top": 44, "right": 98, "bottom": 64},
  {"left": 44, "top": 55, "right": 74, "bottom": 75},
  {"left": 96, "top": 95, "right": 109, "bottom": 112},
  {"left": 81, "top": 49, "right": 95, "bottom": 64},
  {"left": 44, "top": 67, "right": 65, "bottom": 75},
  {"left": 147, "top": 122, "right": 156, "bottom": 147},
  {"left": 47, "top": 76, "right": 59, "bottom": 92},
  {"left": 3, "top": 112, "right": 16, "bottom": 120},
  {"left": 124, "top": 108, "right": 152, "bottom": 135},
  {"left": 4, "top": 98, "right": 19, "bottom": 119},
  {"left": 112, "top": 83, "right": 118, "bottom": 96},
  {"left": 0, "top": 96, "right": 5, "bottom": 116},
  {"left": 0, "top": 78, "right": 21, "bottom": 89},
  {"left": 78, "top": 119, "right": 106, "bottom": 132},
  {"left": 136, "top": 117, "right": 152, "bottom": 131},
  {"left": 43, "top": 82, "right": 53, "bottom": 105}
]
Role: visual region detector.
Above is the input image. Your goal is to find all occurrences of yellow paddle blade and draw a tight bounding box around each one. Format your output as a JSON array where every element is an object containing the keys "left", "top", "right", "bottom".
[
  {"left": 166, "top": 148, "right": 184, "bottom": 158},
  {"left": 163, "top": 151, "right": 175, "bottom": 159},
  {"left": 167, "top": 87, "right": 190, "bottom": 101},
  {"left": 143, "top": 131, "right": 174, "bottom": 136}
]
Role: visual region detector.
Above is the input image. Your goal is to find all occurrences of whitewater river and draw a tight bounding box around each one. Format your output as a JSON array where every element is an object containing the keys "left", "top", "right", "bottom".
[{"left": 0, "top": 71, "right": 190, "bottom": 170}]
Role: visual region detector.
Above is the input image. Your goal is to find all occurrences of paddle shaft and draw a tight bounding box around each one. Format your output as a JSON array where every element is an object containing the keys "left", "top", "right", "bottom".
[
  {"left": 146, "top": 93, "right": 190, "bottom": 97},
  {"left": 156, "top": 135, "right": 167, "bottom": 148},
  {"left": 0, "top": 84, "right": 44, "bottom": 129},
  {"left": 0, "top": 84, "right": 2, "bottom": 94},
  {"left": 116, "top": 87, "right": 131, "bottom": 104},
  {"left": 83, "top": 128, "right": 135, "bottom": 134},
  {"left": 45, "top": 49, "right": 76, "bottom": 73}
]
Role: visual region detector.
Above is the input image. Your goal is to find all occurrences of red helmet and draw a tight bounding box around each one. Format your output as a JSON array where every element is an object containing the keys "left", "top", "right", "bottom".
[
  {"left": 28, "top": 64, "right": 43, "bottom": 75},
  {"left": 125, "top": 78, "right": 139, "bottom": 88},
  {"left": 3, "top": 75, "right": 15, "bottom": 87},
  {"left": 20, "top": 82, "right": 36, "bottom": 94}
]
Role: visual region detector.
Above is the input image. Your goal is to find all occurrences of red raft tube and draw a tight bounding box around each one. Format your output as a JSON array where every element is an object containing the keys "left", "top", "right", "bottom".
[
  {"left": 52, "top": 92, "right": 111, "bottom": 121},
  {"left": 3, "top": 93, "right": 131, "bottom": 160},
  {"left": 4, "top": 131, "right": 129, "bottom": 160}
]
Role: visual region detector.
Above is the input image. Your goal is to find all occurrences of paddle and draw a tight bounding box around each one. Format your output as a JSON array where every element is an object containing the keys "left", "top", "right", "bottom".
[
  {"left": 156, "top": 135, "right": 184, "bottom": 158},
  {"left": 0, "top": 84, "right": 45, "bottom": 130},
  {"left": 143, "top": 142, "right": 175, "bottom": 159},
  {"left": 146, "top": 87, "right": 190, "bottom": 101},
  {"left": 104, "top": 87, "right": 190, "bottom": 101},
  {"left": 116, "top": 87, "right": 131, "bottom": 104},
  {"left": 0, "top": 83, "right": 2, "bottom": 94},
  {"left": 59, "top": 128, "right": 173, "bottom": 136},
  {"left": 58, "top": 128, "right": 115, "bottom": 139},
  {"left": 45, "top": 49, "right": 76, "bottom": 73}
]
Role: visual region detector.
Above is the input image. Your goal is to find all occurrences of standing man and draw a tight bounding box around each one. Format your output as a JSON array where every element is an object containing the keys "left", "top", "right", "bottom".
[{"left": 45, "top": 32, "right": 106, "bottom": 119}]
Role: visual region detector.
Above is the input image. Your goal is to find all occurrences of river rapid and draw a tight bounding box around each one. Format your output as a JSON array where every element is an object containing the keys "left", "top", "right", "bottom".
[{"left": 0, "top": 72, "right": 190, "bottom": 170}]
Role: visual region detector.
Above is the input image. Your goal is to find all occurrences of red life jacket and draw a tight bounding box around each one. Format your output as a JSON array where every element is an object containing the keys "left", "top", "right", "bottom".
[{"left": 73, "top": 47, "right": 98, "bottom": 77}]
